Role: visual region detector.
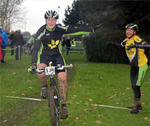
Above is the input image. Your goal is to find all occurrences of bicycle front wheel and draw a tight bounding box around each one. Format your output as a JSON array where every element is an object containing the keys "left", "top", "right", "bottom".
[{"left": 48, "top": 86, "right": 59, "bottom": 126}]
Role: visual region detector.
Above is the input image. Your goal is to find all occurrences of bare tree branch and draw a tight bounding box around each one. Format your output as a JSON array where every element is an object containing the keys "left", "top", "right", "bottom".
[{"left": 0, "top": 0, "right": 25, "bottom": 28}]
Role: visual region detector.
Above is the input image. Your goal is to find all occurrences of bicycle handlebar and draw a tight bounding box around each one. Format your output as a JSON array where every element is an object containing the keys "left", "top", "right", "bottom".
[{"left": 28, "top": 64, "right": 73, "bottom": 74}]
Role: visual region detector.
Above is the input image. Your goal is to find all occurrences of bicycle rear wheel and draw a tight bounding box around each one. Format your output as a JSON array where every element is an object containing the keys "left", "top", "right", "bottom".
[{"left": 48, "top": 86, "right": 60, "bottom": 126}]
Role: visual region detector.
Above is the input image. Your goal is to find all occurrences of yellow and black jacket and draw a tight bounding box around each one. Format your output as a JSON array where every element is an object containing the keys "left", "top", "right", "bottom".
[{"left": 121, "top": 35, "right": 148, "bottom": 67}]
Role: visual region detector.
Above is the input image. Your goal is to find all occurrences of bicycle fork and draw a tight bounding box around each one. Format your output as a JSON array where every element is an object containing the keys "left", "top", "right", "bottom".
[{"left": 50, "top": 76, "right": 60, "bottom": 108}]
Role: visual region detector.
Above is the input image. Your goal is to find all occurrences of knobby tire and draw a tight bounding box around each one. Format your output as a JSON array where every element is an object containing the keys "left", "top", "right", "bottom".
[{"left": 49, "top": 86, "right": 59, "bottom": 126}]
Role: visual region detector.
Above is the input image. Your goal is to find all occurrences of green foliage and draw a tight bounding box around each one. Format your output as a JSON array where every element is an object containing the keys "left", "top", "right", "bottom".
[{"left": 83, "top": 29, "right": 129, "bottom": 63}]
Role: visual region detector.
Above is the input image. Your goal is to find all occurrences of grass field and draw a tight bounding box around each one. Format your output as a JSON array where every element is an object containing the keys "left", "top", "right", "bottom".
[{"left": 0, "top": 49, "right": 150, "bottom": 126}]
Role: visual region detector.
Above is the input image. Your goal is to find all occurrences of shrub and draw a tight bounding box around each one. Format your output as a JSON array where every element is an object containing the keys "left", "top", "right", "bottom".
[{"left": 83, "top": 28, "right": 129, "bottom": 64}]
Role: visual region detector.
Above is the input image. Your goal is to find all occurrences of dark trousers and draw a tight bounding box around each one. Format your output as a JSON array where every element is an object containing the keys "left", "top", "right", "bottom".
[
  {"left": 10, "top": 45, "right": 14, "bottom": 55},
  {"left": 66, "top": 47, "right": 70, "bottom": 55},
  {"left": 1, "top": 45, "right": 6, "bottom": 62},
  {"left": 16, "top": 45, "right": 22, "bottom": 60}
]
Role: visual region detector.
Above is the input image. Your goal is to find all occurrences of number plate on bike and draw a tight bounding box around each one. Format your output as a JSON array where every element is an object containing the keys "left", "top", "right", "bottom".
[{"left": 45, "top": 67, "right": 55, "bottom": 75}]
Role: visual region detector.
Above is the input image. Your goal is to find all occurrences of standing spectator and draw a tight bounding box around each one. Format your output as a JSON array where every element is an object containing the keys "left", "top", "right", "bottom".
[
  {"left": 71, "top": 38, "right": 76, "bottom": 47},
  {"left": 65, "top": 36, "right": 71, "bottom": 55},
  {"left": 0, "top": 36, "right": 3, "bottom": 60},
  {"left": 9, "top": 30, "right": 15, "bottom": 55},
  {"left": 13, "top": 30, "right": 24, "bottom": 60},
  {"left": 1, "top": 27, "right": 9, "bottom": 63},
  {"left": 62, "top": 37, "right": 66, "bottom": 47}
]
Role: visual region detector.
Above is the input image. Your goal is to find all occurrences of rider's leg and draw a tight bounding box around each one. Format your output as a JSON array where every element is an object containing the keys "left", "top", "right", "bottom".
[
  {"left": 130, "top": 64, "right": 148, "bottom": 113},
  {"left": 130, "top": 67, "right": 139, "bottom": 113},
  {"left": 58, "top": 71, "right": 68, "bottom": 119},
  {"left": 37, "top": 63, "right": 48, "bottom": 98},
  {"left": 37, "top": 63, "right": 47, "bottom": 86},
  {"left": 130, "top": 66, "right": 144, "bottom": 114},
  {"left": 58, "top": 72, "right": 67, "bottom": 104}
]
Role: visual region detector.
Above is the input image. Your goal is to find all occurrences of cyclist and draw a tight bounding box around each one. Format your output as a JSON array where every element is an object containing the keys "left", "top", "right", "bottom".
[
  {"left": 107, "top": 23, "right": 150, "bottom": 114},
  {"left": 29, "top": 10, "right": 100, "bottom": 119}
]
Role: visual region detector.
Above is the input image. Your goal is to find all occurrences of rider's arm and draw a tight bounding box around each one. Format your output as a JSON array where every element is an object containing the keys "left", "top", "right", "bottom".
[
  {"left": 127, "top": 38, "right": 150, "bottom": 50},
  {"left": 31, "top": 39, "right": 41, "bottom": 64},
  {"left": 134, "top": 37, "right": 150, "bottom": 49},
  {"left": 136, "top": 43, "right": 150, "bottom": 49},
  {"left": 128, "top": 43, "right": 150, "bottom": 50},
  {"left": 114, "top": 42, "right": 123, "bottom": 49},
  {"left": 133, "top": 35, "right": 150, "bottom": 49},
  {"left": 57, "top": 24, "right": 93, "bottom": 35},
  {"left": 107, "top": 42, "right": 123, "bottom": 49},
  {"left": 57, "top": 24, "right": 102, "bottom": 35},
  {"left": 31, "top": 26, "right": 45, "bottom": 64},
  {"left": 65, "top": 26, "right": 93, "bottom": 35}
]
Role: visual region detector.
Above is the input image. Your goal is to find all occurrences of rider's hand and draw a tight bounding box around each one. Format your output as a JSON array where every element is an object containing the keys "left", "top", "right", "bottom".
[
  {"left": 93, "top": 24, "right": 102, "bottom": 32},
  {"left": 29, "top": 63, "right": 37, "bottom": 74},
  {"left": 106, "top": 42, "right": 114, "bottom": 47}
]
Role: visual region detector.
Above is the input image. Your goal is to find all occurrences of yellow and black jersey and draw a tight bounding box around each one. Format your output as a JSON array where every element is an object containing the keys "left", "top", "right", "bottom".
[{"left": 121, "top": 35, "right": 148, "bottom": 67}]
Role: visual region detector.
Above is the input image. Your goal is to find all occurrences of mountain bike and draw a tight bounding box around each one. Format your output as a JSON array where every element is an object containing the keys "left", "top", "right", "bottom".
[{"left": 30, "top": 62, "right": 73, "bottom": 126}]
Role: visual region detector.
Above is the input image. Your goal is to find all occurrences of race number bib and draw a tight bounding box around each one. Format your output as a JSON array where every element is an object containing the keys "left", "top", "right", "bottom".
[{"left": 45, "top": 67, "right": 55, "bottom": 75}]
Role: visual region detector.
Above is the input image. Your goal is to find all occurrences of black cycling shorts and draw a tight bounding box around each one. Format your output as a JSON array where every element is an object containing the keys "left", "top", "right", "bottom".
[{"left": 38, "top": 53, "right": 66, "bottom": 73}]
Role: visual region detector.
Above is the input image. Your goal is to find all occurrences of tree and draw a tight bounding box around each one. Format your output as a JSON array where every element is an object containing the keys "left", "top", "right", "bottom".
[
  {"left": 0, "top": 0, "right": 25, "bottom": 28},
  {"left": 63, "top": 0, "right": 149, "bottom": 35}
]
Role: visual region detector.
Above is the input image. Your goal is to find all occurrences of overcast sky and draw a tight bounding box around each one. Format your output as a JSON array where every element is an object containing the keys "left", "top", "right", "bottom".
[{"left": 12, "top": 0, "right": 74, "bottom": 34}]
